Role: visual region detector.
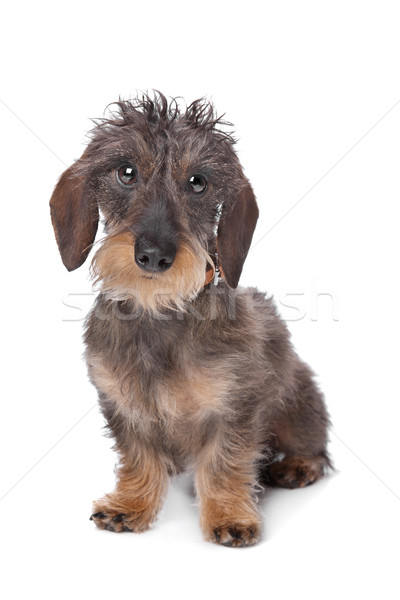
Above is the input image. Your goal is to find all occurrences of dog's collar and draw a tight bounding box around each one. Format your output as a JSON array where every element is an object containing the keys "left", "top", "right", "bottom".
[
  {"left": 204, "top": 252, "right": 224, "bottom": 286},
  {"left": 204, "top": 263, "right": 216, "bottom": 286}
]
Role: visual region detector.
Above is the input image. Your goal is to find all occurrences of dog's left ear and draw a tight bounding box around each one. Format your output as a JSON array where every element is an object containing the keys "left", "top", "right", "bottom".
[
  {"left": 217, "top": 180, "right": 259, "bottom": 288},
  {"left": 50, "top": 160, "right": 99, "bottom": 271}
]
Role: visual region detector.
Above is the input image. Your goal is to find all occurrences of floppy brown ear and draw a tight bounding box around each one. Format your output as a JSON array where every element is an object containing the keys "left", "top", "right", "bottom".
[
  {"left": 50, "top": 162, "right": 99, "bottom": 271},
  {"left": 217, "top": 181, "right": 259, "bottom": 288}
]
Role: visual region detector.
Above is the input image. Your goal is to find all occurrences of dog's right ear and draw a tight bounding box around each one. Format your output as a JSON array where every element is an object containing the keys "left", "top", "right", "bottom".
[{"left": 50, "top": 161, "right": 99, "bottom": 271}]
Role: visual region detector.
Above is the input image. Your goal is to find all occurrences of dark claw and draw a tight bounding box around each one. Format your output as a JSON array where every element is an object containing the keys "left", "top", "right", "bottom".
[
  {"left": 213, "top": 528, "right": 221, "bottom": 543},
  {"left": 228, "top": 528, "right": 241, "bottom": 541},
  {"left": 91, "top": 512, "right": 106, "bottom": 520},
  {"left": 112, "top": 514, "right": 125, "bottom": 523}
]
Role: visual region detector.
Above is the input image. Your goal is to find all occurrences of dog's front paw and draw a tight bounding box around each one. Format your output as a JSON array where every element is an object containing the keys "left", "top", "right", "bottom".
[
  {"left": 90, "top": 510, "right": 145, "bottom": 533},
  {"left": 200, "top": 498, "right": 262, "bottom": 547},
  {"left": 211, "top": 523, "right": 260, "bottom": 547},
  {"left": 90, "top": 497, "right": 157, "bottom": 533}
]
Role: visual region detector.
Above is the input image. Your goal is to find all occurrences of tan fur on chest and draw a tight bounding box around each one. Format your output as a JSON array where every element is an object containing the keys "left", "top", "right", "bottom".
[
  {"left": 157, "top": 365, "right": 234, "bottom": 427},
  {"left": 87, "top": 352, "right": 234, "bottom": 435}
]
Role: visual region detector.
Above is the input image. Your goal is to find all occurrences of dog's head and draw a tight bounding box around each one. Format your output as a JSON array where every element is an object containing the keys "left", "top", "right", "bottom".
[{"left": 50, "top": 92, "right": 258, "bottom": 313}]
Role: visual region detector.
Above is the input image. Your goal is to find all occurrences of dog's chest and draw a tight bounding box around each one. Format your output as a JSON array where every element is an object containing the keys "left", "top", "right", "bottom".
[
  {"left": 87, "top": 350, "right": 232, "bottom": 439},
  {"left": 154, "top": 364, "right": 232, "bottom": 426}
]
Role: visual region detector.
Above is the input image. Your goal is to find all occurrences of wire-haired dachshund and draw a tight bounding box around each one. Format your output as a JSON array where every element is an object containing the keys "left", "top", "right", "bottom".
[{"left": 50, "top": 92, "right": 331, "bottom": 547}]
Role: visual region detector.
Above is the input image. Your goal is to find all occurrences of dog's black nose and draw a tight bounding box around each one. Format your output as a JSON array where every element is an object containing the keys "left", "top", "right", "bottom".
[{"left": 134, "top": 237, "right": 176, "bottom": 272}]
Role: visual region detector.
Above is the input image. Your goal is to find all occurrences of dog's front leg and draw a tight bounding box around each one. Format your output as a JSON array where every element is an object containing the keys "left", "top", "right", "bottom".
[
  {"left": 195, "top": 435, "right": 262, "bottom": 547},
  {"left": 91, "top": 448, "right": 168, "bottom": 533}
]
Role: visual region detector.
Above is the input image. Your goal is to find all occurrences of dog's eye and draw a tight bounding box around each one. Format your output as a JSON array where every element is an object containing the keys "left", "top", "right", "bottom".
[
  {"left": 189, "top": 174, "right": 207, "bottom": 194},
  {"left": 117, "top": 165, "right": 137, "bottom": 185}
]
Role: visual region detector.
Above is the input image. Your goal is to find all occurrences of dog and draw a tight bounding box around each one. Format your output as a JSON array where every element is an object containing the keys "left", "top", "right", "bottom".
[{"left": 50, "top": 92, "right": 331, "bottom": 547}]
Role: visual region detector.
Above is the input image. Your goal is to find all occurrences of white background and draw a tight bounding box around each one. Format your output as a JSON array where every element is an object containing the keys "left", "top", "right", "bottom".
[{"left": 1, "top": 1, "right": 399, "bottom": 598}]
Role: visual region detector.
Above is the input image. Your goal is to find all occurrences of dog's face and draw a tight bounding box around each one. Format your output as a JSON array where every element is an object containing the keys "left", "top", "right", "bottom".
[{"left": 50, "top": 93, "right": 259, "bottom": 313}]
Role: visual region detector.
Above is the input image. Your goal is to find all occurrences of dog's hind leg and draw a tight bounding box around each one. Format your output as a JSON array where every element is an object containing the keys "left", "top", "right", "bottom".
[{"left": 265, "top": 362, "right": 332, "bottom": 489}]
